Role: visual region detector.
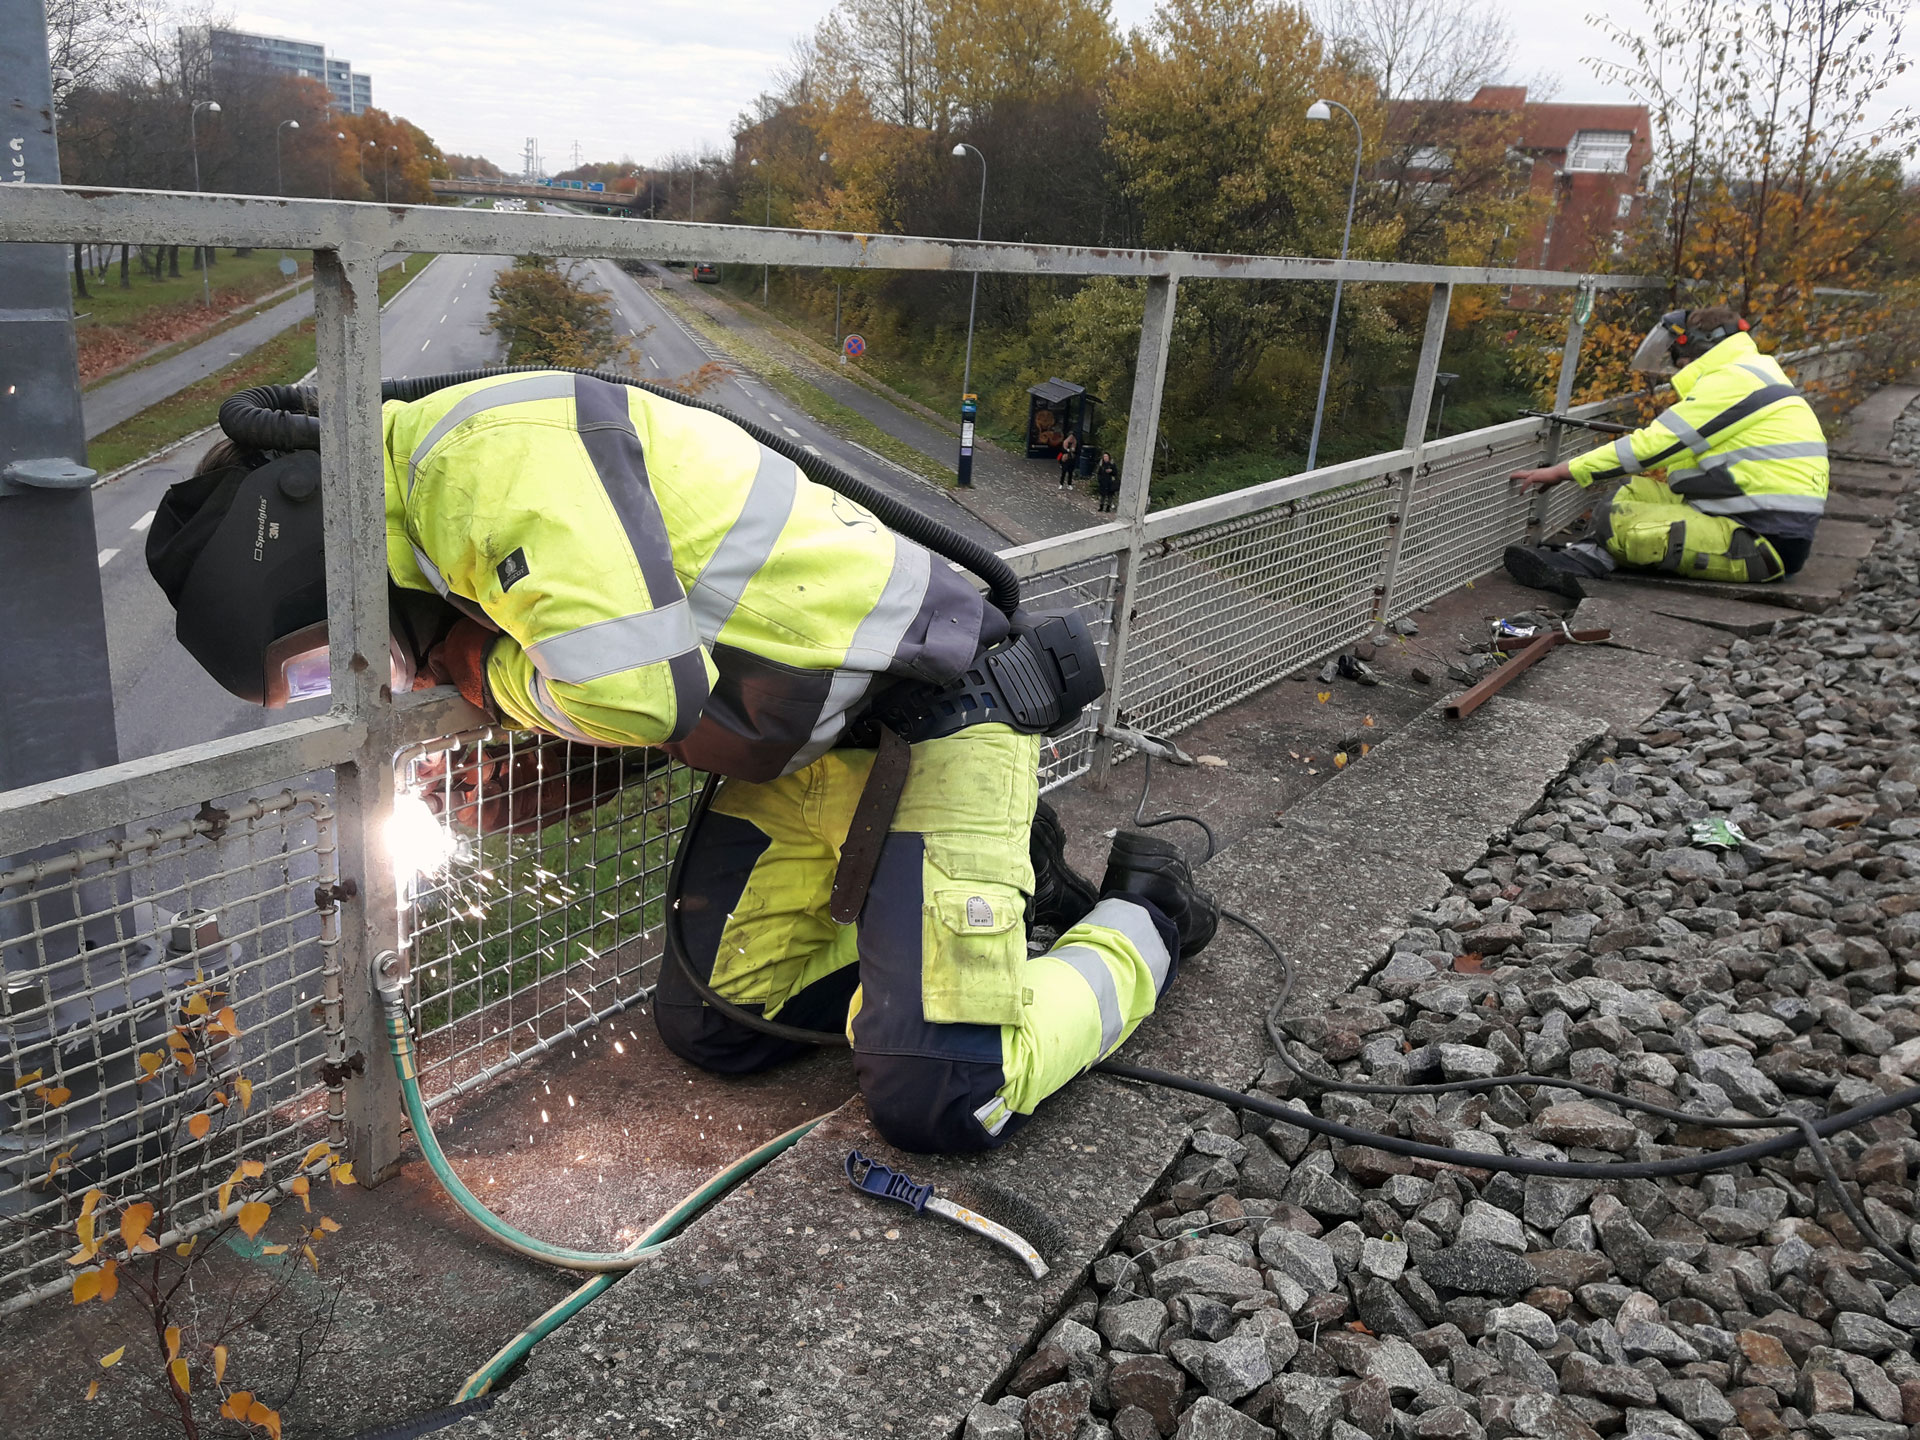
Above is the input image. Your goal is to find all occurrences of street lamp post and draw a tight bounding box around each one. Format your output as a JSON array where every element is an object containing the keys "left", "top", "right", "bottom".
[
  {"left": 329, "top": 131, "right": 346, "bottom": 198},
  {"left": 385, "top": 143, "right": 397, "bottom": 202},
  {"left": 361, "top": 137, "right": 376, "bottom": 195},
  {"left": 1304, "top": 97, "right": 1363, "bottom": 473},
  {"left": 189, "top": 99, "right": 220, "bottom": 307},
  {"left": 820, "top": 152, "right": 843, "bottom": 352},
  {"left": 951, "top": 142, "right": 986, "bottom": 487},
  {"left": 275, "top": 118, "right": 299, "bottom": 196},
  {"left": 748, "top": 157, "right": 773, "bottom": 305}
]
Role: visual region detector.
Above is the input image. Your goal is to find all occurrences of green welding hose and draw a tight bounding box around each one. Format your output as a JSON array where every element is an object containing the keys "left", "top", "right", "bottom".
[
  {"left": 379, "top": 987, "right": 822, "bottom": 1273},
  {"left": 452, "top": 1113, "right": 825, "bottom": 1401}
]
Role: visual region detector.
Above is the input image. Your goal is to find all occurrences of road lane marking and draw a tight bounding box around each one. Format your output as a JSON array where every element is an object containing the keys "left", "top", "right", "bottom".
[
  {"left": 438, "top": 315, "right": 445, "bottom": 323},
  {"left": 768, "top": 414, "right": 784, "bottom": 422},
  {"left": 130, "top": 510, "right": 155, "bottom": 533},
  {"left": 735, "top": 381, "right": 755, "bottom": 397},
  {"left": 421, "top": 339, "right": 431, "bottom": 351},
  {"left": 97, "top": 548, "right": 118, "bottom": 568},
  {"left": 646, "top": 355, "right": 659, "bottom": 369},
  {"left": 782, "top": 427, "right": 800, "bottom": 438},
  {"left": 803, "top": 445, "right": 821, "bottom": 456}
]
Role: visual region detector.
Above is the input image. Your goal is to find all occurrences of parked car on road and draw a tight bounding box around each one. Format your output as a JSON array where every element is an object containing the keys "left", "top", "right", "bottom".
[{"left": 693, "top": 262, "right": 719, "bottom": 283}]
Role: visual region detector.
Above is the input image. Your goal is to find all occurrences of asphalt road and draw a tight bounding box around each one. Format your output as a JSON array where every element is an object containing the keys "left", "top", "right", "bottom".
[
  {"left": 95, "top": 254, "right": 511, "bottom": 761},
  {"left": 93, "top": 248, "right": 1004, "bottom": 764}
]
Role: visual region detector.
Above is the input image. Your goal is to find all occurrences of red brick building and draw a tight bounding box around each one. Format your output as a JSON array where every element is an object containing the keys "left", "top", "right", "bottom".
[{"left": 1396, "top": 85, "right": 1653, "bottom": 280}]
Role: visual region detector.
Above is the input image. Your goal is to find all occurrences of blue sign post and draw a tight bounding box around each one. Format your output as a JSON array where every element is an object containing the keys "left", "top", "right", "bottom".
[{"left": 957, "top": 393, "right": 977, "bottom": 489}]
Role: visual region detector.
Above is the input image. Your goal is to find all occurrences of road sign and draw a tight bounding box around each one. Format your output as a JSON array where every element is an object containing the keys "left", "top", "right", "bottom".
[
  {"left": 844, "top": 334, "right": 865, "bottom": 359},
  {"left": 279, "top": 257, "right": 298, "bottom": 277}
]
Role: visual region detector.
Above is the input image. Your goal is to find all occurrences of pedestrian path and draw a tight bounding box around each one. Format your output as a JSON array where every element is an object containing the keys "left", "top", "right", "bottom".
[
  {"left": 657, "top": 271, "right": 1112, "bottom": 545},
  {"left": 83, "top": 254, "right": 407, "bottom": 439}
]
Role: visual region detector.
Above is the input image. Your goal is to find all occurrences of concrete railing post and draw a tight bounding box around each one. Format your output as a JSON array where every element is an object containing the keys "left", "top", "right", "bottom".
[
  {"left": 1374, "top": 283, "right": 1452, "bottom": 628},
  {"left": 312, "top": 244, "right": 408, "bottom": 1184},
  {"left": 1089, "top": 273, "right": 1179, "bottom": 788}
]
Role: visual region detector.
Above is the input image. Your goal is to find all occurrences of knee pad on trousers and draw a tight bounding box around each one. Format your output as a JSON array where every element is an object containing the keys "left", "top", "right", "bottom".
[{"left": 855, "top": 1051, "right": 1030, "bottom": 1154}]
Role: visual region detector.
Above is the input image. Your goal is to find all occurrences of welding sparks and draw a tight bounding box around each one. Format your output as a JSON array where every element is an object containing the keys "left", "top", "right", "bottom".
[{"left": 386, "top": 793, "right": 460, "bottom": 888}]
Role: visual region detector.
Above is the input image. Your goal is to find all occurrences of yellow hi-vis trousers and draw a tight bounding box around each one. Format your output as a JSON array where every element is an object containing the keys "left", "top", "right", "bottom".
[
  {"left": 1594, "top": 476, "right": 1787, "bottom": 583},
  {"left": 653, "top": 725, "right": 1173, "bottom": 1152}
]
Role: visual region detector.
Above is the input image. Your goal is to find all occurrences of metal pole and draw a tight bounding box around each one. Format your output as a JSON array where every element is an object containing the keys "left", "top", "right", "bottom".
[
  {"left": 1375, "top": 283, "right": 1452, "bottom": 628},
  {"left": 311, "top": 243, "right": 408, "bottom": 1183},
  {"left": 1087, "top": 275, "right": 1179, "bottom": 789},
  {"left": 763, "top": 181, "right": 771, "bottom": 305},
  {"left": 1529, "top": 282, "right": 1592, "bottom": 545},
  {"left": 0, "top": 0, "right": 119, "bottom": 796},
  {"left": 1305, "top": 100, "right": 1362, "bottom": 473},
  {"left": 954, "top": 143, "right": 986, "bottom": 486},
  {"left": 190, "top": 100, "right": 217, "bottom": 308}
]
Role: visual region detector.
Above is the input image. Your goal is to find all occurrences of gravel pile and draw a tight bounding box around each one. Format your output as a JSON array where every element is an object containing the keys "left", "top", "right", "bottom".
[
  {"left": 967, "top": 491, "right": 1920, "bottom": 1440},
  {"left": 1888, "top": 396, "right": 1919, "bottom": 463}
]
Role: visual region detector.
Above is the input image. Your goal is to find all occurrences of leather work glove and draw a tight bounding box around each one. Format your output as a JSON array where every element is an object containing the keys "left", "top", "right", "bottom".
[
  {"left": 425, "top": 618, "right": 499, "bottom": 714},
  {"left": 412, "top": 736, "right": 637, "bottom": 837}
]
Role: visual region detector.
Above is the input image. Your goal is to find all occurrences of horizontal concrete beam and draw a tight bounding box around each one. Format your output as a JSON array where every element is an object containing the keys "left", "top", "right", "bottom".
[{"left": 1, "top": 185, "right": 1666, "bottom": 291}]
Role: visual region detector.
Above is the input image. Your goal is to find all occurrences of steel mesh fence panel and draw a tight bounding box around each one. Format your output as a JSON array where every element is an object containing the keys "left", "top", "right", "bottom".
[
  {"left": 1120, "top": 476, "right": 1393, "bottom": 738},
  {"left": 1, "top": 793, "right": 339, "bottom": 1312},
  {"left": 1388, "top": 433, "right": 1541, "bottom": 619},
  {"left": 394, "top": 734, "right": 695, "bottom": 1107},
  {"left": 1019, "top": 556, "right": 1120, "bottom": 792}
]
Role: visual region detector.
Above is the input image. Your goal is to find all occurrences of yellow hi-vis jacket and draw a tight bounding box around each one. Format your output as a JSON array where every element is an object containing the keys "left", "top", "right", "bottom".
[
  {"left": 1568, "top": 332, "right": 1829, "bottom": 541},
  {"left": 381, "top": 371, "right": 999, "bottom": 780}
]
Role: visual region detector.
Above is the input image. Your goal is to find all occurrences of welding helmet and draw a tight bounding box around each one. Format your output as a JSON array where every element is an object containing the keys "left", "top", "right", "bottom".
[
  {"left": 1630, "top": 307, "right": 1751, "bottom": 375},
  {"left": 146, "top": 449, "right": 434, "bottom": 706}
]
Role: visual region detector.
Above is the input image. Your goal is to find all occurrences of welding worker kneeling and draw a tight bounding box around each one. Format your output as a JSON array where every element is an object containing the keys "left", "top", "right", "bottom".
[
  {"left": 146, "top": 369, "right": 1216, "bottom": 1154},
  {"left": 1504, "top": 305, "right": 1828, "bottom": 599}
]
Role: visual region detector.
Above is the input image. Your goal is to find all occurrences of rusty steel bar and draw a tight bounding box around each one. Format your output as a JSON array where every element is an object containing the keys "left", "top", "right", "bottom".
[{"left": 1444, "top": 628, "right": 1611, "bottom": 719}]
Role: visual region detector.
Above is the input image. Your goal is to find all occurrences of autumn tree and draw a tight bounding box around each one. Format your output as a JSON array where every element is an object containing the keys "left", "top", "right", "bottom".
[
  {"left": 486, "top": 256, "right": 631, "bottom": 369},
  {"left": 1575, "top": 0, "right": 1919, "bottom": 405}
]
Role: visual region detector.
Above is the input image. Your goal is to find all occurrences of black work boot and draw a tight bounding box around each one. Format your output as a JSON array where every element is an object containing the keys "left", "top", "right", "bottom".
[
  {"left": 1099, "top": 831, "right": 1219, "bottom": 959},
  {"left": 1028, "top": 799, "right": 1098, "bottom": 938},
  {"left": 1502, "top": 543, "right": 1608, "bottom": 601}
]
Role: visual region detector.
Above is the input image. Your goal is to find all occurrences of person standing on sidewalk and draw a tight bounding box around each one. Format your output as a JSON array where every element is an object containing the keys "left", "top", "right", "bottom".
[
  {"left": 1057, "top": 432, "right": 1079, "bottom": 489},
  {"left": 1095, "top": 452, "right": 1119, "bottom": 513}
]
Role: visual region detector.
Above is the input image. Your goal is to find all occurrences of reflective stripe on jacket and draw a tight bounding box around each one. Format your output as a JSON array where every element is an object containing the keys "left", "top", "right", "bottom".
[
  {"left": 381, "top": 371, "right": 998, "bottom": 779},
  {"left": 1567, "top": 333, "right": 1829, "bottom": 540}
]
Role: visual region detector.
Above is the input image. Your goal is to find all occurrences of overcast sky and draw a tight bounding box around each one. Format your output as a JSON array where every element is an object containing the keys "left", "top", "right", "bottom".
[{"left": 229, "top": 0, "right": 1909, "bottom": 172}]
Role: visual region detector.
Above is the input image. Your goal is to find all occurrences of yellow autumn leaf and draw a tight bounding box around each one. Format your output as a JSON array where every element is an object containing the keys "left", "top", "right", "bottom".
[
  {"left": 1315, "top": 691, "right": 1330, "bottom": 704},
  {"left": 187, "top": 1113, "right": 212, "bottom": 1140},
  {"left": 71, "top": 1269, "right": 103, "bottom": 1304},
  {"left": 210, "top": 1090, "right": 227, "bottom": 1108},
  {"left": 330, "top": 1162, "right": 355, "bottom": 1186},
  {"left": 85, "top": 1380, "right": 99, "bottom": 1402},
  {"left": 238, "top": 1159, "right": 265, "bottom": 1180},
  {"left": 299, "top": 1141, "right": 333, "bottom": 1171},
  {"left": 1334, "top": 752, "right": 1349, "bottom": 769},
  {"left": 97, "top": 1258, "right": 118, "bottom": 1301},
  {"left": 120, "top": 1201, "right": 158, "bottom": 1253},
  {"left": 184, "top": 993, "right": 210, "bottom": 1017},
  {"left": 236, "top": 1201, "right": 270, "bottom": 1240},
  {"left": 46, "top": 1147, "right": 76, "bottom": 1183},
  {"left": 221, "top": 1392, "right": 254, "bottom": 1422},
  {"left": 169, "top": 1357, "right": 190, "bottom": 1394},
  {"left": 290, "top": 1176, "right": 310, "bottom": 1212},
  {"left": 99, "top": 1346, "right": 125, "bottom": 1368},
  {"left": 36, "top": 1084, "right": 72, "bottom": 1107},
  {"left": 165, "top": 1325, "right": 181, "bottom": 1360},
  {"left": 74, "top": 1212, "right": 97, "bottom": 1258},
  {"left": 261, "top": 1244, "right": 289, "bottom": 1255},
  {"left": 1361, "top": 743, "right": 1372, "bottom": 756},
  {"left": 175, "top": 1238, "right": 197, "bottom": 1258},
  {"left": 249, "top": 1399, "right": 283, "bottom": 1440},
  {"left": 211, "top": 1006, "right": 242, "bottom": 1039},
  {"left": 213, "top": 1345, "right": 228, "bottom": 1382},
  {"left": 234, "top": 1077, "right": 253, "bottom": 1111},
  {"left": 13, "top": 1068, "right": 43, "bottom": 1089},
  {"left": 137, "top": 1051, "right": 165, "bottom": 1082},
  {"left": 302, "top": 1244, "right": 319, "bottom": 1273},
  {"left": 79, "top": 1188, "right": 105, "bottom": 1219},
  {"left": 316, "top": 1216, "right": 341, "bottom": 1234}
]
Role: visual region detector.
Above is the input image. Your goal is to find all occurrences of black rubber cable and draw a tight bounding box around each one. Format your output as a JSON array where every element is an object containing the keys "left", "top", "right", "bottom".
[{"left": 216, "top": 367, "right": 1023, "bottom": 619}]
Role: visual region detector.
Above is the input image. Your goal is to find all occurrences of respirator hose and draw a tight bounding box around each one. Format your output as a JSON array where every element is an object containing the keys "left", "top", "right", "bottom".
[{"left": 216, "top": 365, "right": 1022, "bottom": 619}]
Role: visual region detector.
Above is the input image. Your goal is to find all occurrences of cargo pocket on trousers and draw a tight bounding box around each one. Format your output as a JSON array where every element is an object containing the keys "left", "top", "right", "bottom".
[{"left": 920, "top": 885, "right": 1026, "bottom": 1028}]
